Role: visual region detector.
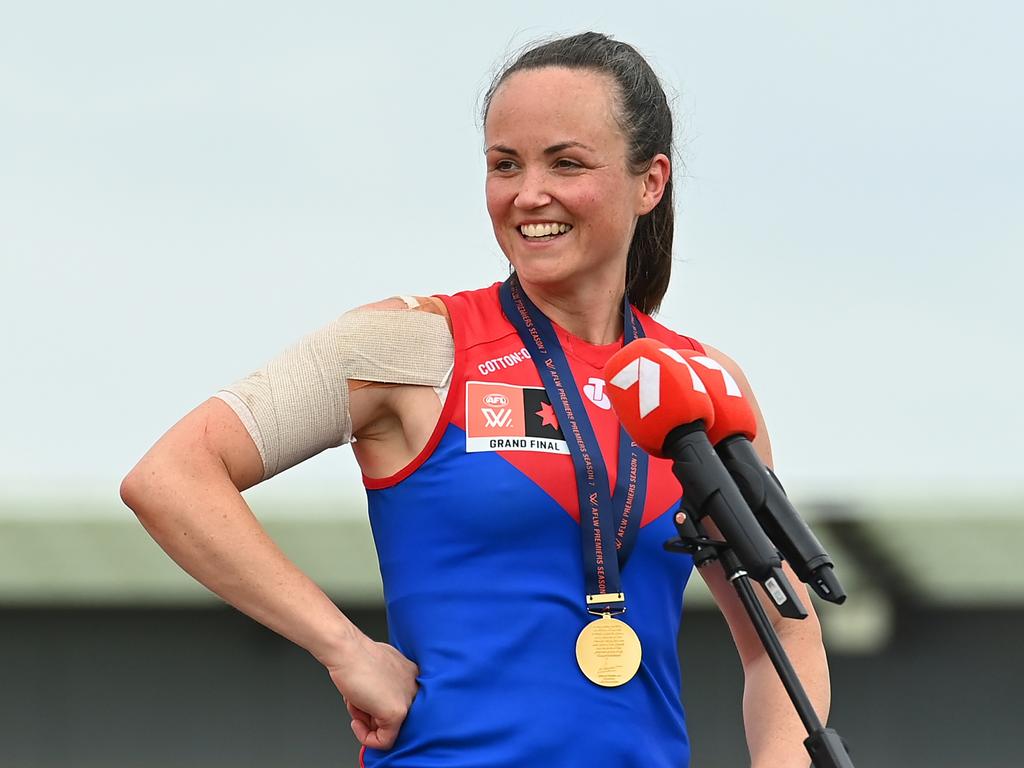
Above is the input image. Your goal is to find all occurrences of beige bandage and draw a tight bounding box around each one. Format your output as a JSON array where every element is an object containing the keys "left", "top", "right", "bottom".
[{"left": 216, "top": 305, "right": 454, "bottom": 481}]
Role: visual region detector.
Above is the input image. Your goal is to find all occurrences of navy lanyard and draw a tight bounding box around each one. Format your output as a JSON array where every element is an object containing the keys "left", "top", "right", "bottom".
[{"left": 499, "top": 275, "right": 649, "bottom": 615}]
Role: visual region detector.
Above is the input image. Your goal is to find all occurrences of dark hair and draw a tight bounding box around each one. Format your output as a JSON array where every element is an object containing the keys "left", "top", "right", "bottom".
[{"left": 483, "top": 32, "right": 675, "bottom": 315}]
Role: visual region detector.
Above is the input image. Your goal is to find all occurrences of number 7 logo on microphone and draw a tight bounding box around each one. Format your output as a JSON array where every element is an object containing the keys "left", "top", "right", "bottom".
[
  {"left": 609, "top": 347, "right": 707, "bottom": 417},
  {"left": 603, "top": 339, "right": 717, "bottom": 459}
]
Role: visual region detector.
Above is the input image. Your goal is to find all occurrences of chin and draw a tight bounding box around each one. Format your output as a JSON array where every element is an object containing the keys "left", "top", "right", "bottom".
[{"left": 507, "top": 257, "right": 576, "bottom": 291}]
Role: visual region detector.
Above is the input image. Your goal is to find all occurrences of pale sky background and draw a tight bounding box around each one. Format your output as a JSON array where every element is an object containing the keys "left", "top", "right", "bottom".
[{"left": 2, "top": 1, "right": 1021, "bottom": 507}]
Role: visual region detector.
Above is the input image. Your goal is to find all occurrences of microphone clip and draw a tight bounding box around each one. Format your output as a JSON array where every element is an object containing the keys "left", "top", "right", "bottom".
[{"left": 663, "top": 502, "right": 724, "bottom": 569}]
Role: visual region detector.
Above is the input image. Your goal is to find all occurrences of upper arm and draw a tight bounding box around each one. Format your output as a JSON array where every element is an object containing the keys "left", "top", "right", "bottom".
[
  {"left": 691, "top": 343, "right": 775, "bottom": 663},
  {"left": 690, "top": 344, "right": 820, "bottom": 664},
  {"left": 126, "top": 295, "right": 454, "bottom": 497},
  {"left": 213, "top": 294, "right": 454, "bottom": 482}
]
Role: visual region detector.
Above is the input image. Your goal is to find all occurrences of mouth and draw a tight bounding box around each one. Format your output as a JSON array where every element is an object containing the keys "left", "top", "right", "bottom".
[{"left": 518, "top": 222, "right": 573, "bottom": 242}]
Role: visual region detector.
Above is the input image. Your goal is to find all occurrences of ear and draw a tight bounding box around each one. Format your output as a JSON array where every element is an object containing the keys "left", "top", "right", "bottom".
[{"left": 637, "top": 153, "right": 671, "bottom": 216}]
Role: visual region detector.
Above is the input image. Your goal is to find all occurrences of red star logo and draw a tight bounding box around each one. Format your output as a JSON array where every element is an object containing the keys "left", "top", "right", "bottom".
[{"left": 535, "top": 401, "right": 559, "bottom": 429}]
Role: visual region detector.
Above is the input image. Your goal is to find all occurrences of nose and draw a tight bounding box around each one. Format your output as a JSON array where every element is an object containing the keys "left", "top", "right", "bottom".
[{"left": 513, "top": 170, "right": 552, "bottom": 210}]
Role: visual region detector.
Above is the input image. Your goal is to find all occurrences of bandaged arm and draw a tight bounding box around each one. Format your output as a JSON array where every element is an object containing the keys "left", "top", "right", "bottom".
[
  {"left": 121, "top": 299, "right": 449, "bottom": 742},
  {"left": 215, "top": 298, "right": 454, "bottom": 481}
]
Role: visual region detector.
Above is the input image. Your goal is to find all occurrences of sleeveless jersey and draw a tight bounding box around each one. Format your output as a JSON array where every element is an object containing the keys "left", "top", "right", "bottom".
[{"left": 361, "top": 283, "right": 705, "bottom": 768}]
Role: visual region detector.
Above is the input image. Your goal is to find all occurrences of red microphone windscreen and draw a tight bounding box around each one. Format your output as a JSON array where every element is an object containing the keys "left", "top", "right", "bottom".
[
  {"left": 678, "top": 351, "right": 758, "bottom": 446},
  {"left": 603, "top": 338, "right": 715, "bottom": 458}
]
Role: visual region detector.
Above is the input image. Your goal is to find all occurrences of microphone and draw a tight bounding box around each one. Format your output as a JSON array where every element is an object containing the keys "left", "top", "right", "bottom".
[
  {"left": 680, "top": 351, "right": 847, "bottom": 604},
  {"left": 604, "top": 339, "right": 807, "bottom": 619}
]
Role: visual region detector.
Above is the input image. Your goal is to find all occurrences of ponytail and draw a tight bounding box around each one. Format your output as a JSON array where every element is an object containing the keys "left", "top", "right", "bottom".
[{"left": 626, "top": 177, "right": 673, "bottom": 314}]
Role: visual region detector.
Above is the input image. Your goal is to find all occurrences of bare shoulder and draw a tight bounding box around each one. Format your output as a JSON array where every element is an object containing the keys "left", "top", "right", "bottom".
[
  {"left": 697, "top": 342, "right": 773, "bottom": 468},
  {"left": 697, "top": 342, "right": 752, "bottom": 391}
]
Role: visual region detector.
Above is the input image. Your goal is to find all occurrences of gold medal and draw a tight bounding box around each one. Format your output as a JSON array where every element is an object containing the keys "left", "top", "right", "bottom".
[{"left": 575, "top": 613, "right": 642, "bottom": 687}]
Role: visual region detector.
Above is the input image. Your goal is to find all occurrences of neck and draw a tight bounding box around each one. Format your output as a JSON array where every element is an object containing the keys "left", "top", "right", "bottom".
[{"left": 517, "top": 275, "right": 626, "bottom": 345}]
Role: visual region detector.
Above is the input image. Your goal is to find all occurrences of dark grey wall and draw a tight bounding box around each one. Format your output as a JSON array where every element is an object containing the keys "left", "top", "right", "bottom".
[{"left": 1, "top": 606, "right": 1019, "bottom": 767}]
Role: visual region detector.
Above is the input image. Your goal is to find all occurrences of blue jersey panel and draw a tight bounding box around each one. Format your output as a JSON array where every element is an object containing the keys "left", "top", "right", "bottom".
[{"left": 364, "top": 424, "right": 694, "bottom": 768}]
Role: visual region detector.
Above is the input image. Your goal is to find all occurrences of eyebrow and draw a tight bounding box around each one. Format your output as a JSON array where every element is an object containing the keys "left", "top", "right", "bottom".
[{"left": 485, "top": 141, "right": 595, "bottom": 156}]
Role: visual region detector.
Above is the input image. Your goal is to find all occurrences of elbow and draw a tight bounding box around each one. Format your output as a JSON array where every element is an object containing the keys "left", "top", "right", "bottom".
[
  {"left": 120, "top": 456, "right": 185, "bottom": 538},
  {"left": 120, "top": 403, "right": 238, "bottom": 519},
  {"left": 120, "top": 451, "right": 175, "bottom": 520},
  {"left": 774, "top": 613, "right": 829, "bottom": 678},
  {"left": 120, "top": 443, "right": 229, "bottom": 523},
  {"left": 120, "top": 461, "right": 152, "bottom": 517}
]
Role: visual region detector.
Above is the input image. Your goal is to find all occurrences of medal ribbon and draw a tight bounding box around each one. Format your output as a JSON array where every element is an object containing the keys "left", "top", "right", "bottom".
[{"left": 499, "top": 275, "right": 649, "bottom": 615}]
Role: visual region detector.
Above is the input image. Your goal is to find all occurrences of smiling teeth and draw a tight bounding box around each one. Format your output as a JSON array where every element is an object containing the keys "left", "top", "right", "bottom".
[{"left": 520, "top": 223, "right": 572, "bottom": 237}]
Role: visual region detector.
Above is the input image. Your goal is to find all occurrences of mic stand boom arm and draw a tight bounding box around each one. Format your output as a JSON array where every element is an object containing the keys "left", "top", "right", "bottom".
[
  {"left": 666, "top": 498, "right": 855, "bottom": 768},
  {"left": 715, "top": 435, "right": 846, "bottom": 605},
  {"left": 662, "top": 425, "right": 808, "bottom": 620}
]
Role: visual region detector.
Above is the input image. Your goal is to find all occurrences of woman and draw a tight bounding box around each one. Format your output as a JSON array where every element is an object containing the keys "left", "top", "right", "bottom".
[{"left": 122, "top": 32, "right": 829, "bottom": 767}]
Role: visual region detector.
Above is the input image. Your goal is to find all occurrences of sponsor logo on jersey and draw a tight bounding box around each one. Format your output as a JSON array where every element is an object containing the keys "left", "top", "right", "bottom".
[
  {"left": 465, "top": 381, "right": 568, "bottom": 455},
  {"left": 583, "top": 377, "right": 612, "bottom": 410},
  {"left": 476, "top": 347, "right": 532, "bottom": 376}
]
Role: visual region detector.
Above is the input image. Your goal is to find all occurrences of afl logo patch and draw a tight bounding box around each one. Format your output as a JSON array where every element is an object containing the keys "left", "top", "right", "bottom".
[{"left": 465, "top": 381, "right": 568, "bottom": 455}]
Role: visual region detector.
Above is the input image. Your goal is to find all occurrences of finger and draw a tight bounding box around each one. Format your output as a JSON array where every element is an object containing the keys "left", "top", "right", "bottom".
[
  {"left": 346, "top": 701, "right": 371, "bottom": 723},
  {"left": 347, "top": 702, "right": 377, "bottom": 746},
  {"left": 362, "top": 723, "right": 398, "bottom": 751}
]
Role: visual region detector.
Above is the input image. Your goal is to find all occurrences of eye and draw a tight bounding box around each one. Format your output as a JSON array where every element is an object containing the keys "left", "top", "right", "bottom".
[
  {"left": 554, "top": 158, "right": 583, "bottom": 170},
  {"left": 492, "top": 158, "right": 518, "bottom": 172}
]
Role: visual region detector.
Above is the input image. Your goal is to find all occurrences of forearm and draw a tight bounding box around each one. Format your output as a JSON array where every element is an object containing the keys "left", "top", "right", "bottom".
[
  {"left": 742, "top": 626, "right": 831, "bottom": 768},
  {"left": 121, "top": 452, "right": 359, "bottom": 666}
]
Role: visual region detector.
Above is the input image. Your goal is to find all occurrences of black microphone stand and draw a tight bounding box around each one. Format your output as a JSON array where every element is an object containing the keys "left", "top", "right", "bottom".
[{"left": 666, "top": 511, "right": 855, "bottom": 768}]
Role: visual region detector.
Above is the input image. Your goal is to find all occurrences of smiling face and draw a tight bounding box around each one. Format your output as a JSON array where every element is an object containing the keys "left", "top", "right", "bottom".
[{"left": 484, "top": 67, "right": 659, "bottom": 301}]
